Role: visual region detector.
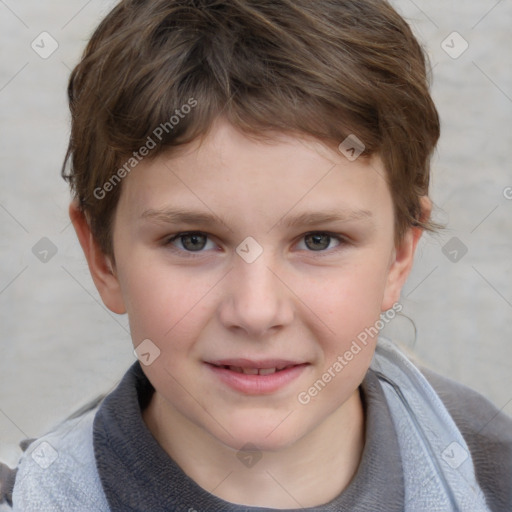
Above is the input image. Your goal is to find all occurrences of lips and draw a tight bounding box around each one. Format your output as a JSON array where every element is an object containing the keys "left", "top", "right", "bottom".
[{"left": 205, "top": 358, "right": 309, "bottom": 394}]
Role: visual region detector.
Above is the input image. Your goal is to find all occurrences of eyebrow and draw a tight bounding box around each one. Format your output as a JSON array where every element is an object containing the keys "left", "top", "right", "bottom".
[
  {"left": 140, "top": 207, "right": 373, "bottom": 229},
  {"left": 279, "top": 209, "right": 373, "bottom": 229},
  {"left": 141, "top": 208, "right": 225, "bottom": 226}
]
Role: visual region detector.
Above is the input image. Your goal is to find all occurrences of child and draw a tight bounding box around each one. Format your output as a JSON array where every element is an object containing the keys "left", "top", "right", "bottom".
[{"left": 2, "top": 0, "right": 511, "bottom": 510}]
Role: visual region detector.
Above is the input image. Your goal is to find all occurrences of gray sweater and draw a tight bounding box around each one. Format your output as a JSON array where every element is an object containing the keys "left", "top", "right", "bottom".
[{"left": 2, "top": 359, "right": 511, "bottom": 511}]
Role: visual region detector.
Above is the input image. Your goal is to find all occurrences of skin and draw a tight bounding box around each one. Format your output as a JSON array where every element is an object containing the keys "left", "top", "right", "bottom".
[{"left": 71, "top": 118, "right": 427, "bottom": 508}]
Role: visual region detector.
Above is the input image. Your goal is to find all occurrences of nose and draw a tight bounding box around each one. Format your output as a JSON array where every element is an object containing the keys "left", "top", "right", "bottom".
[{"left": 218, "top": 255, "right": 295, "bottom": 338}]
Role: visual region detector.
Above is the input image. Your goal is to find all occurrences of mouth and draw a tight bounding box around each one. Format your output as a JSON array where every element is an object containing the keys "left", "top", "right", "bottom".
[
  {"left": 205, "top": 359, "right": 310, "bottom": 394},
  {"left": 209, "top": 363, "right": 300, "bottom": 376}
]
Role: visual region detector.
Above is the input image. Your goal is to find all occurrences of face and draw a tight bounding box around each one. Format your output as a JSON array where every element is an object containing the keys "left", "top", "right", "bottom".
[{"left": 81, "top": 119, "right": 419, "bottom": 452}]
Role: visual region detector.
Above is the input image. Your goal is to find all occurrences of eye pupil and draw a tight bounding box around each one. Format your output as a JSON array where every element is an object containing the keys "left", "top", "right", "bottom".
[{"left": 305, "top": 233, "right": 330, "bottom": 251}]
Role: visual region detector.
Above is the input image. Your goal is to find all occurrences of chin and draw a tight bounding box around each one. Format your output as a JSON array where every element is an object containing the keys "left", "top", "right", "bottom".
[{"left": 211, "top": 415, "right": 307, "bottom": 453}]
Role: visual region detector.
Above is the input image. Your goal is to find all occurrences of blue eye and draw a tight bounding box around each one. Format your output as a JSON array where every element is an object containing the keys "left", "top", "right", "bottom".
[
  {"left": 297, "top": 233, "right": 342, "bottom": 252},
  {"left": 166, "top": 232, "right": 215, "bottom": 252}
]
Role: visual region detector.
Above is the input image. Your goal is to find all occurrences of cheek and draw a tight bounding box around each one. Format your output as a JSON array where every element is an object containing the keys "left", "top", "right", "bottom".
[
  {"left": 297, "top": 257, "right": 390, "bottom": 340},
  {"left": 296, "top": 263, "right": 387, "bottom": 412},
  {"left": 118, "top": 260, "right": 213, "bottom": 349}
]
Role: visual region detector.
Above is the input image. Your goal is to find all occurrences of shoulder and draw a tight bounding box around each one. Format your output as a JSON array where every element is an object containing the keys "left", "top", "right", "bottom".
[
  {"left": 0, "top": 462, "right": 16, "bottom": 511},
  {"left": 11, "top": 407, "right": 109, "bottom": 512},
  {"left": 421, "top": 367, "right": 512, "bottom": 511},
  {"left": 421, "top": 367, "right": 512, "bottom": 444}
]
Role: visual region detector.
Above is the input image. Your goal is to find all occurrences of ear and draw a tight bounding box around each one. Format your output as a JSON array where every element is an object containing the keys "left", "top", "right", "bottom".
[
  {"left": 69, "top": 201, "right": 126, "bottom": 314},
  {"left": 381, "top": 197, "right": 431, "bottom": 311}
]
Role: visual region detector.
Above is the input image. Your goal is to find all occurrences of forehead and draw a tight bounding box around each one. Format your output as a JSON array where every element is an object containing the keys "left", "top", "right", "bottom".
[{"left": 116, "top": 119, "right": 393, "bottom": 228}]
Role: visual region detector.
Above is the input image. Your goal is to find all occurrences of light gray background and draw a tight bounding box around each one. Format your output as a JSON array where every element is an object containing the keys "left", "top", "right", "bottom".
[{"left": 1, "top": 0, "right": 511, "bottom": 467}]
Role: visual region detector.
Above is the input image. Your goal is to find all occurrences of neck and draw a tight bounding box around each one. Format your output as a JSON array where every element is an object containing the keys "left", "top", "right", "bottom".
[{"left": 143, "top": 389, "right": 365, "bottom": 509}]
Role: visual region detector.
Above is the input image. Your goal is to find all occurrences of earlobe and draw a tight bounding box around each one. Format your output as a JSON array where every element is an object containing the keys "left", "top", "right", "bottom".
[{"left": 69, "top": 201, "right": 126, "bottom": 314}]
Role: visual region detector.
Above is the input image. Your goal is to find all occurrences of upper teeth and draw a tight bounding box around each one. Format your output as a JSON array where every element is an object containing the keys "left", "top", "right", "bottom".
[
  {"left": 259, "top": 368, "right": 277, "bottom": 375},
  {"left": 228, "top": 366, "right": 284, "bottom": 375}
]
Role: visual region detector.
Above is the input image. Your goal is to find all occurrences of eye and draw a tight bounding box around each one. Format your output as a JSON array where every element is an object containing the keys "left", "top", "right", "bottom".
[
  {"left": 165, "top": 232, "right": 216, "bottom": 252},
  {"left": 297, "top": 232, "right": 343, "bottom": 252}
]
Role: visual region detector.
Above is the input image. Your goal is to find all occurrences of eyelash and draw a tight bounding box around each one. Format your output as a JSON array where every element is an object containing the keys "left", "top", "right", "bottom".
[{"left": 163, "top": 231, "right": 347, "bottom": 257}]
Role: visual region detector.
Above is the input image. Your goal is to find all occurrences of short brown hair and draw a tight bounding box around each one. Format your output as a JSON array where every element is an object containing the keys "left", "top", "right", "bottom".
[{"left": 63, "top": 0, "right": 440, "bottom": 256}]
